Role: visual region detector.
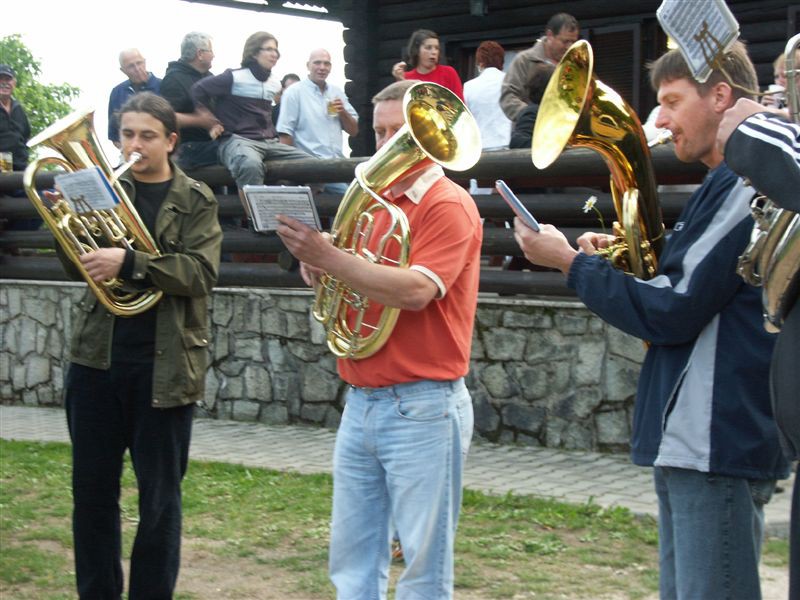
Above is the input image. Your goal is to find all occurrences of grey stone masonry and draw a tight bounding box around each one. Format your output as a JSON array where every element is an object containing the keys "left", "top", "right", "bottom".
[{"left": 1, "top": 281, "right": 647, "bottom": 451}]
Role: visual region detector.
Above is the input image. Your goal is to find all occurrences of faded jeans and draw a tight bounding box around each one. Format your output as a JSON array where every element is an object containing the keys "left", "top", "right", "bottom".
[
  {"left": 218, "top": 134, "right": 309, "bottom": 189},
  {"left": 329, "top": 378, "right": 473, "bottom": 600},
  {"left": 654, "top": 466, "right": 776, "bottom": 600}
]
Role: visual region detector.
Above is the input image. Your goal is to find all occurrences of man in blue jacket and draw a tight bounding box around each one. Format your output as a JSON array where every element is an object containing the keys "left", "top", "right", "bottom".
[
  {"left": 515, "top": 42, "right": 789, "bottom": 600},
  {"left": 107, "top": 48, "right": 161, "bottom": 148}
]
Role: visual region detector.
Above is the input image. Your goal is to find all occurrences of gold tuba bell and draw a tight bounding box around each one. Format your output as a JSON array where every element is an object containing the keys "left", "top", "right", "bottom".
[
  {"left": 23, "top": 108, "right": 163, "bottom": 317},
  {"left": 736, "top": 32, "right": 800, "bottom": 332},
  {"left": 312, "top": 82, "right": 481, "bottom": 359},
  {"left": 532, "top": 40, "right": 664, "bottom": 279}
]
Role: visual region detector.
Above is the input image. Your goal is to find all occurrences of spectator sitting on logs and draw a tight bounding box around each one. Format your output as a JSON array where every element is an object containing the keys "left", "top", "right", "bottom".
[
  {"left": 160, "top": 32, "right": 223, "bottom": 171},
  {"left": 277, "top": 48, "right": 359, "bottom": 195},
  {"left": 108, "top": 48, "right": 161, "bottom": 149},
  {"left": 500, "top": 13, "right": 579, "bottom": 123},
  {"left": 191, "top": 31, "right": 310, "bottom": 210}
]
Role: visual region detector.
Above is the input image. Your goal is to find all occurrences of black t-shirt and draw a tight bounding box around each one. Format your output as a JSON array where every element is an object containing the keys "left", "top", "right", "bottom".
[{"left": 111, "top": 179, "right": 171, "bottom": 364}]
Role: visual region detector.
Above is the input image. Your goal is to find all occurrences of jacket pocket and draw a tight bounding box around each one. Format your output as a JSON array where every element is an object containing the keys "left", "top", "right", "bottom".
[
  {"left": 182, "top": 327, "right": 210, "bottom": 397},
  {"left": 70, "top": 295, "right": 104, "bottom": 364}
]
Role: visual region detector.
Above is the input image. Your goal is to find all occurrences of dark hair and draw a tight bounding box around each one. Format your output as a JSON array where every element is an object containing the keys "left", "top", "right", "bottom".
[
  {"left": 649, "top": 41, "right": 757, "bottom": 102},
  {"left": 406, "top": 29, "right": 439, "bottom": 69},
  {"left": 118, "top": 92, "right": 179, "bottom": 152},
  {"left": 281, "top": 73, "right": 300, "bottom": 88},
  {"left": 242, "top": 31, "right": 279, "bottom": 66},
  {"left": 527, "top": 64, "right": 555, "bottom": 104},
  {"left": 545, "top": 13, "right": 579, "bottom": 36},
  {"left": 476, "top": 41, "right": 504, "bottom": 70}
]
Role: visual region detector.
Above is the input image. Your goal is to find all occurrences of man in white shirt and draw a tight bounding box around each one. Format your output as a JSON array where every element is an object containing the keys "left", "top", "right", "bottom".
[
  {"left": 277, "top": 48, "right": 358, "bottom": 194},
  {"left": 277, "top": 48, "right": 358, "bottom": 159}
]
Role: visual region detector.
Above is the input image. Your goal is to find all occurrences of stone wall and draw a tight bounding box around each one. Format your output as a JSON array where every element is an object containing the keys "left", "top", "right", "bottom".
[{"left": 1, "top": 281, "right": 646, "bottom": 451}]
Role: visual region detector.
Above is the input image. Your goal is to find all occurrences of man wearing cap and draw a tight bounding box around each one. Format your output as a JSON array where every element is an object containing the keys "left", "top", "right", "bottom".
[{"left": 0, "top": 64, "right": 31, "bottom": 171}]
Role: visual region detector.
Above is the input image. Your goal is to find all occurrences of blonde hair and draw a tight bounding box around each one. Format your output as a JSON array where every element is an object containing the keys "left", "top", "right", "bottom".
[{"left": 372, "top": 80, "right": 416, "bottom": 104}]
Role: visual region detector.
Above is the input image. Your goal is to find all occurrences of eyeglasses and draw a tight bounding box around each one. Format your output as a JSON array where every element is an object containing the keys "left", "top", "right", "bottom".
[{"left": 259, "top": 46, "right": 280, "bottom": 56}]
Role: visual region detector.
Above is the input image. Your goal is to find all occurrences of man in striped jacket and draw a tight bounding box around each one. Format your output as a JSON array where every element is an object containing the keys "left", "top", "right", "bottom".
[
  {"left": 514, "top": 43, "right": 789, "bottom": 600},
  {"left": 718, "top": 97, "right": 800, "bottom": 600},
  {"left": 191, "top": 31, "right": 309, "bottom": 198}
]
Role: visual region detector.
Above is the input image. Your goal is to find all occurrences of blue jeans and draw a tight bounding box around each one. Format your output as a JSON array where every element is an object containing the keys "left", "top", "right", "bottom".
[
  {"left": 218, "top": 134, "right": 310, "bottom": 188},
  {"left": 654, "top": 466, "right": 776, "bottom": 600},
  {"left": 329, "top": 378, "right": 473, "bottom": 600}
]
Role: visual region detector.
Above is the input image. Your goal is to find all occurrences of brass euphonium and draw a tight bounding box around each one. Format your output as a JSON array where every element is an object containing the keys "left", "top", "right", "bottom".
[
  {"left": 23, "top": 107, "right": 163, "bottom": 316},
  {"left": 737, "top": 32, "right": 800, "bottom": 332},
  {"left": 532, "top": 40, "right": 664, "bottom": 279},
  {"left": 312, "top": 82, "right": 481, "bottom": 359}
]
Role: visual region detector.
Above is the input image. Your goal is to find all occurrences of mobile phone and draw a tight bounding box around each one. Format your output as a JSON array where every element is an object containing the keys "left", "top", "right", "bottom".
[{"left": 495, "top": 180, "right": 540, "bottom": 232}]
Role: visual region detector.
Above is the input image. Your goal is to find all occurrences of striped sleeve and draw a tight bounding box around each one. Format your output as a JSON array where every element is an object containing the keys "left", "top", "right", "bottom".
[{"left": 725, "top": 113, "right": 800, "bottom": 212}]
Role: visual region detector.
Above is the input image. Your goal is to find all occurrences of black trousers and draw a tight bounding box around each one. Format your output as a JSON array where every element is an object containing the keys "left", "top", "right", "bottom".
[{"left": 65, "top": 363, "right": 193, "bottom": 600}]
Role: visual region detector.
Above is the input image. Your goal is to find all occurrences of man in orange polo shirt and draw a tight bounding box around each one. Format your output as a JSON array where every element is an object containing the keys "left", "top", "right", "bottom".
[{"left": 276, "top": 79, "right": 482, "bottom": 600}]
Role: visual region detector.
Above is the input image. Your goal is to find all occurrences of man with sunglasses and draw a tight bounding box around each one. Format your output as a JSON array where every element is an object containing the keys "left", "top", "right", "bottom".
[{"left": 191, "top": 31, "right": 309, "bottom": 202}]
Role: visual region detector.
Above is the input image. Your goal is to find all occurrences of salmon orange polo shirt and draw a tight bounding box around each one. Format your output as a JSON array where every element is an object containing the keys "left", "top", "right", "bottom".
[{"left": 337, "top": 165, "right": 483, "bottom": 388}]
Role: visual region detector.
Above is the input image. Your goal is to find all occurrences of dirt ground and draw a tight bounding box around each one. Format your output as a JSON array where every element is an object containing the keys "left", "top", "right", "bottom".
[
  {"left": 173, "top": 539, "right": 791, "bottom": 600},
  {"left": 3, "top": 537, "right": 789, "bottom": 599}
]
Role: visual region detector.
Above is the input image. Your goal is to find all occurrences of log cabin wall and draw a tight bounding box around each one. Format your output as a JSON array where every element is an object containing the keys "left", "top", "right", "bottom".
[{"left": 329, "top": 0, "right": 799, "bottom": 156}]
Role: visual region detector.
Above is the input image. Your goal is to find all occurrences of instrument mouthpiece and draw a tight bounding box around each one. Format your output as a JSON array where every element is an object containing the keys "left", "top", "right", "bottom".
[
  {"left": 648, "top": 130, "right": 673, "bottom": 148},
  {"left": 110, "top": 152, "right": 143, "bottom": 183}
]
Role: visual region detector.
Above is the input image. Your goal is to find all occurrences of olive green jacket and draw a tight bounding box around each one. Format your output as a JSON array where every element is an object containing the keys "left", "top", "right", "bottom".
[{"left": 58, "top": 163, "right": 223, "bottom": 408}]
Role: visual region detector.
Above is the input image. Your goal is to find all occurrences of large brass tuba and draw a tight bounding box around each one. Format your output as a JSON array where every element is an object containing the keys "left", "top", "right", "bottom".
[
  {"left": 23, "top": 108, "right": 163, "bottom": 316},
  {"left": 532, "top": 40, "right": 664, "bottom": 279},
  {"left": 737, "top": 33, "right": 800, "bottom": 332},
  {"left": 312, "top": 82, "right": 481, "bottom": 359}
]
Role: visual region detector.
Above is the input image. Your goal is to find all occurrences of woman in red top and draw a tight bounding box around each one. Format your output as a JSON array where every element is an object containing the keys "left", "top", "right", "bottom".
[{"left": 391, "top": 29, "right": 464, "bottom": 100}]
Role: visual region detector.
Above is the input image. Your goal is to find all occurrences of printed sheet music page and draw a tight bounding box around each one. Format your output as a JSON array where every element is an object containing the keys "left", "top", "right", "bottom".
[
  {"left": 54, "top": 167, "right": 120, "bottom": 213},
  {"left": 656, "top": 0, "right": 739, "bottom": 83},
  {"left": 242, "top": 185, "right": 321, "bottom": 232}
]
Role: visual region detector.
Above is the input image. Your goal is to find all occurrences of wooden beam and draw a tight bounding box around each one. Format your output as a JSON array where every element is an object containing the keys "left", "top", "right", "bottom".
[{"left": 177, "top": 0, "right": 339, "bottom": 21}]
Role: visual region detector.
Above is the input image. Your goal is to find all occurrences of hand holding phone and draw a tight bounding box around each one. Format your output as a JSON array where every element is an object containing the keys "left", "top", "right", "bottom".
[{"left": 495, "top": 180, "right": 540, "bottom": 232}]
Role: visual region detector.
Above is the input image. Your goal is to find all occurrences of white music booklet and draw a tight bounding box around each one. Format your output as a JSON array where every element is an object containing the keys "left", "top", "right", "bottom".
[
  {"left": 54, "top": 167, "right": 120, "bottom": 213},
  {"left": 241, "top": 185, "right": 321, "bottom": 232},
  {"left": 656, "top": 0, "right": 739, "bottom": 83}
]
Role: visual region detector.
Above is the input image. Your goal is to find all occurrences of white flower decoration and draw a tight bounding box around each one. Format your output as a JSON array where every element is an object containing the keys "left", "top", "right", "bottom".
[{"left": 582, "top": 196, "right": 597, "bottom": 213}]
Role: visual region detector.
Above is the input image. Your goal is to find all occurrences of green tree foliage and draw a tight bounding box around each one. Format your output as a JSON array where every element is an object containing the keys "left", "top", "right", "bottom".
[{"left": 0, "top": 34, "right": 80, "bottom": 136}]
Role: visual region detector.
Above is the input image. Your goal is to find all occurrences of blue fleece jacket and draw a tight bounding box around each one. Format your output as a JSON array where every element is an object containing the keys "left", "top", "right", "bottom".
[{"left": 568, "top": 164, "right": 789, "bottom": 480}]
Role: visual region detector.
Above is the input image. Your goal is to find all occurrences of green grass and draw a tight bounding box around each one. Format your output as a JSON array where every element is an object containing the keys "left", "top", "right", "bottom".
[{"left": 0, "top": 439, "right": 787, "bottom": 599}]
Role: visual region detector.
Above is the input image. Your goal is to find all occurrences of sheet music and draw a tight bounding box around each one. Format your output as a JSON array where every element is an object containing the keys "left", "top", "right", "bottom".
[
  {"left": 657, "top": 0, "right": 739, "bottom": 83},
  {"left": 54, "top": 167, "right": 120, "bottom": 212},
  {"left": 242, "top": 185, "right": 321, "bottom": 232}
]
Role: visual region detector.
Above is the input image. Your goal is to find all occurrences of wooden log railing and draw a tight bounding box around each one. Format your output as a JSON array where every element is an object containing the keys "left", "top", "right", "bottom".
[{"left": 0, "top": 146, "right": 704, "bottom": 296}]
